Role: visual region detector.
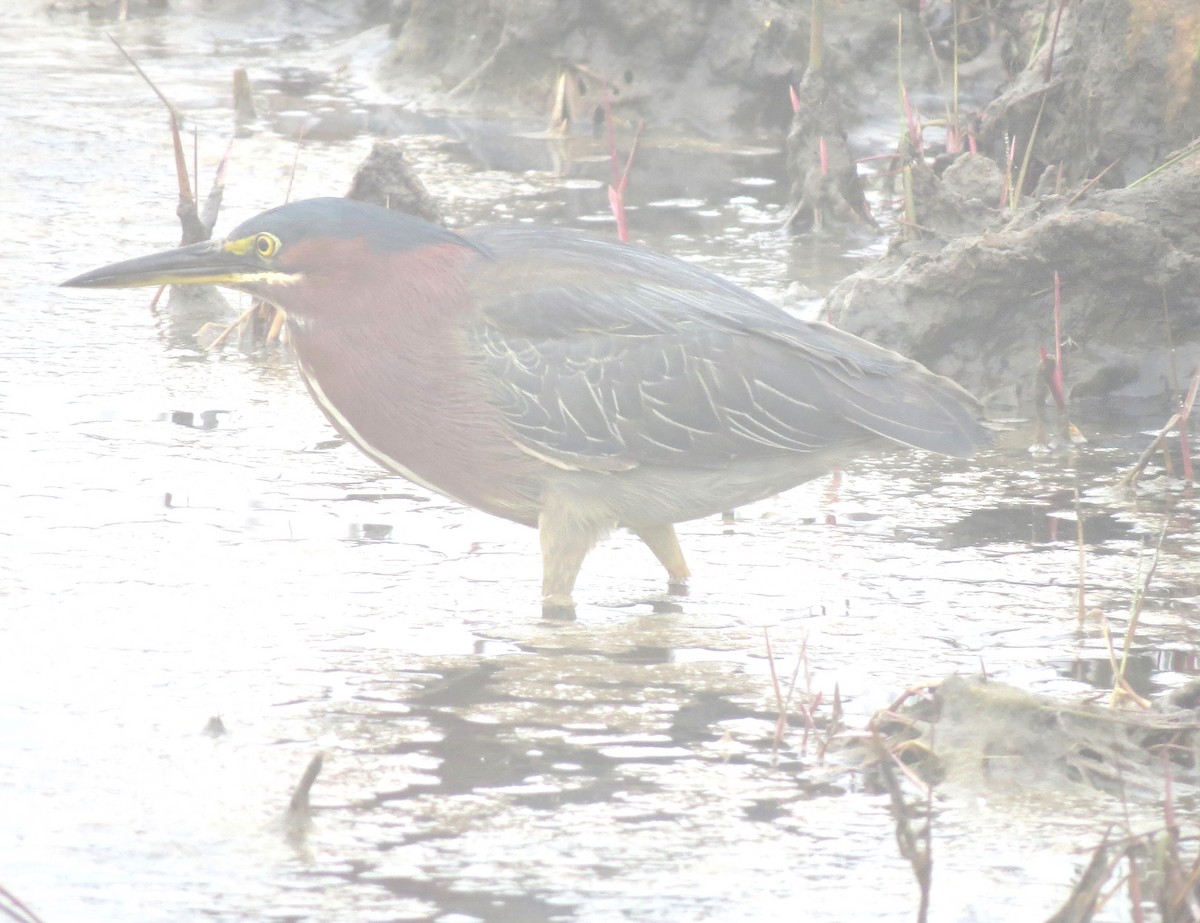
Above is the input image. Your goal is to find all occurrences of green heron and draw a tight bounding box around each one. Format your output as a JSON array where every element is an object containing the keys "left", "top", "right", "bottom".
[{"left": 64, "top": 197, "right": 987, "bottom": 611}]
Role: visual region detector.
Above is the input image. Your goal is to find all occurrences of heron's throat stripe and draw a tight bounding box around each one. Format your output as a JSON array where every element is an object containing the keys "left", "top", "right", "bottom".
[
  {"left": 295, "top": 360, "right": 450, "bottom": 498},
  {"left": 180, "top": 271, "right": 301, "bottom": 286}
]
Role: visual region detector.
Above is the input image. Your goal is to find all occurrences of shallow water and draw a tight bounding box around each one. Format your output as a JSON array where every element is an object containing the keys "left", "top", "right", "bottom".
[{"left": 3, "top": 8, "right": 1199, "bottom": 923}]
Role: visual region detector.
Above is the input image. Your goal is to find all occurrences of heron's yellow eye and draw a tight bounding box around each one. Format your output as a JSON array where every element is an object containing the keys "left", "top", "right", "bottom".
[{"left": 254, "top": 233, "right": 280, "bottom": 258}]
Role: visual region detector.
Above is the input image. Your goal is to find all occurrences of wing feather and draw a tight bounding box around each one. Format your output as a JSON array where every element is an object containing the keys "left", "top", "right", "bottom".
[{"left": 462, "top": 225, "right": 987, "bottom": 473}]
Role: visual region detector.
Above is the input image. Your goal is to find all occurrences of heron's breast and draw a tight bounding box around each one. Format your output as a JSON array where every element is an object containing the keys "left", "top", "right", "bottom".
[{"left": 290, "top": 323, "right": 542, "bottom": 520}]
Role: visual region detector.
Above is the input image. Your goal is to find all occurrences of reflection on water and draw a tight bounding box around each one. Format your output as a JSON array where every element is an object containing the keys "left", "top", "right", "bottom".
[{"left": 2, "top": 8, "right": 1200, "bottom": 923}]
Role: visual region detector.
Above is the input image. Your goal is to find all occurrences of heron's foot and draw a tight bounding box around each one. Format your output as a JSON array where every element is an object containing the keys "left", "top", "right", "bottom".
[
  {"left": 539, "top": 494, "right": 609, "bottom": 622},
  {"left": 666, "top": 576, "right": 690, "bottom": 597},
  {"left": 631, "top": 524, "right": 692, "bottom": 592},
  {"left": 541, "top": 593, "right": 577, "bottom": 621}
]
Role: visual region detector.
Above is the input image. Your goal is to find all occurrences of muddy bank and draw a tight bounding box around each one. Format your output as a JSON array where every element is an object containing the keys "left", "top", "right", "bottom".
[
  {"left": 382, "top": 0, "right": 809, "bottom": 138},
  {"left": 822, "top": 0, "right": 1200, "bottom": 408},
  {"left": 980, "top": 0, "right": 1200, "bottom": 190},
  {"left": 829, "top": 147, "right": 1200, "bottom": 407}
]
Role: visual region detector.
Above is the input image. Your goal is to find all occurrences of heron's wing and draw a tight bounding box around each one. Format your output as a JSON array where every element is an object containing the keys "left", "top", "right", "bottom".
[{"left": 464, "top": 226, "right": 986, "bottom": 473}]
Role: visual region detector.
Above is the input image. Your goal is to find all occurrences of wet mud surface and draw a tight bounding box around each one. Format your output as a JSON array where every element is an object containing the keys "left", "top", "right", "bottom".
[{"left": 3, "top": 9, "right": 1200, "bottom": 923}]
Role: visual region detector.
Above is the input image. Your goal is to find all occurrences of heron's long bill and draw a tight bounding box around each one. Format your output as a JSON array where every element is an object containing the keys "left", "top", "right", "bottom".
[{"left": 62, "top": 239, "right": 264, "bottom": 289}]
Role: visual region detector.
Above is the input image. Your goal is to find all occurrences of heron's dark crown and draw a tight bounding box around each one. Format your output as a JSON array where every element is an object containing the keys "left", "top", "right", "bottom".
[{"left": 230, "top": 197, "right": 475, "bottom": 255}]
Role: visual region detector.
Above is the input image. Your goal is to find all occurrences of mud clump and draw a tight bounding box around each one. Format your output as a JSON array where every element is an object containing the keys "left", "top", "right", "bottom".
[{"left": 870, "top": 674, "right": 1200, "bottom": 797}]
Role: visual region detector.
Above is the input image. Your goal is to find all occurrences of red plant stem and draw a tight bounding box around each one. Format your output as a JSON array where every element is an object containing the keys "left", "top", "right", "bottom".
[
  {"left": 1042, "top": 0, "right": 1068, "bottom": 84},
  {"left": 601, "top": 83, "right": 642, "bottom": 242},
  {"left": 1052, "top": 271, "right": 1066, "bottom": 407},
  {"left": 607, "top": 119, "right": 643, "bottom": 243},
  {"left": 818, "top": 135, "right": 828, "bottom": 175},
  {"left": 902, "top": 87, "right": 923, "bottom": 156},
  {"left": 606, "top": 187, "right": 624, "bottom": 241},
  {"left": 1127, "top": 849, "right": 1146, "bottom": 923},
  {"left": 215, "top": 138, "right": 233, "bottom": 185},
  {"left": 789, "top": 83, "right": 800, "bottom": 114},
  {"left": 764, "top": 628, "right": 786, "bottom": 745},
  {"left": 945, "top": 119, "right": 960, "bottom": 156},
  {"left": 1038, "top": 346, "right": 1065, "bottom": 412},
  {"left": 170, "top": 112, "right": 194, "bottom": 210}
]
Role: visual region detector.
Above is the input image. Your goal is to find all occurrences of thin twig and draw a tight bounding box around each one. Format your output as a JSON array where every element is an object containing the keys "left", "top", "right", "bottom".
[
  {"left": 1110, "top": 519, "right": 1170, "bottom": 707},
  {"left": 106, "top": 33, "right": 184, "bottom": 121},
  {"left": 1075, "top": 485, "right": 1086, "bottom": 622},
  {"left": 764, "top": 628, "right": 786, "bottom": 758},
  {"left": 1122, "top": 413, "right": 1181, "bottom": 486},
  {"left": 0, "top": 883, "right": 47, "bottom": 923},
  {"left": 1012, "top": 91, "right": 1048, "bottom": 209},
  {"left": 206, "top": 301, "right": 262, "bottom": 352},
  {"left": 1065, "top": 159, "right": 1120, "bottom": 206},
  {"left": 875, "top": 733, "right": 933, "bottom": 923}
]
